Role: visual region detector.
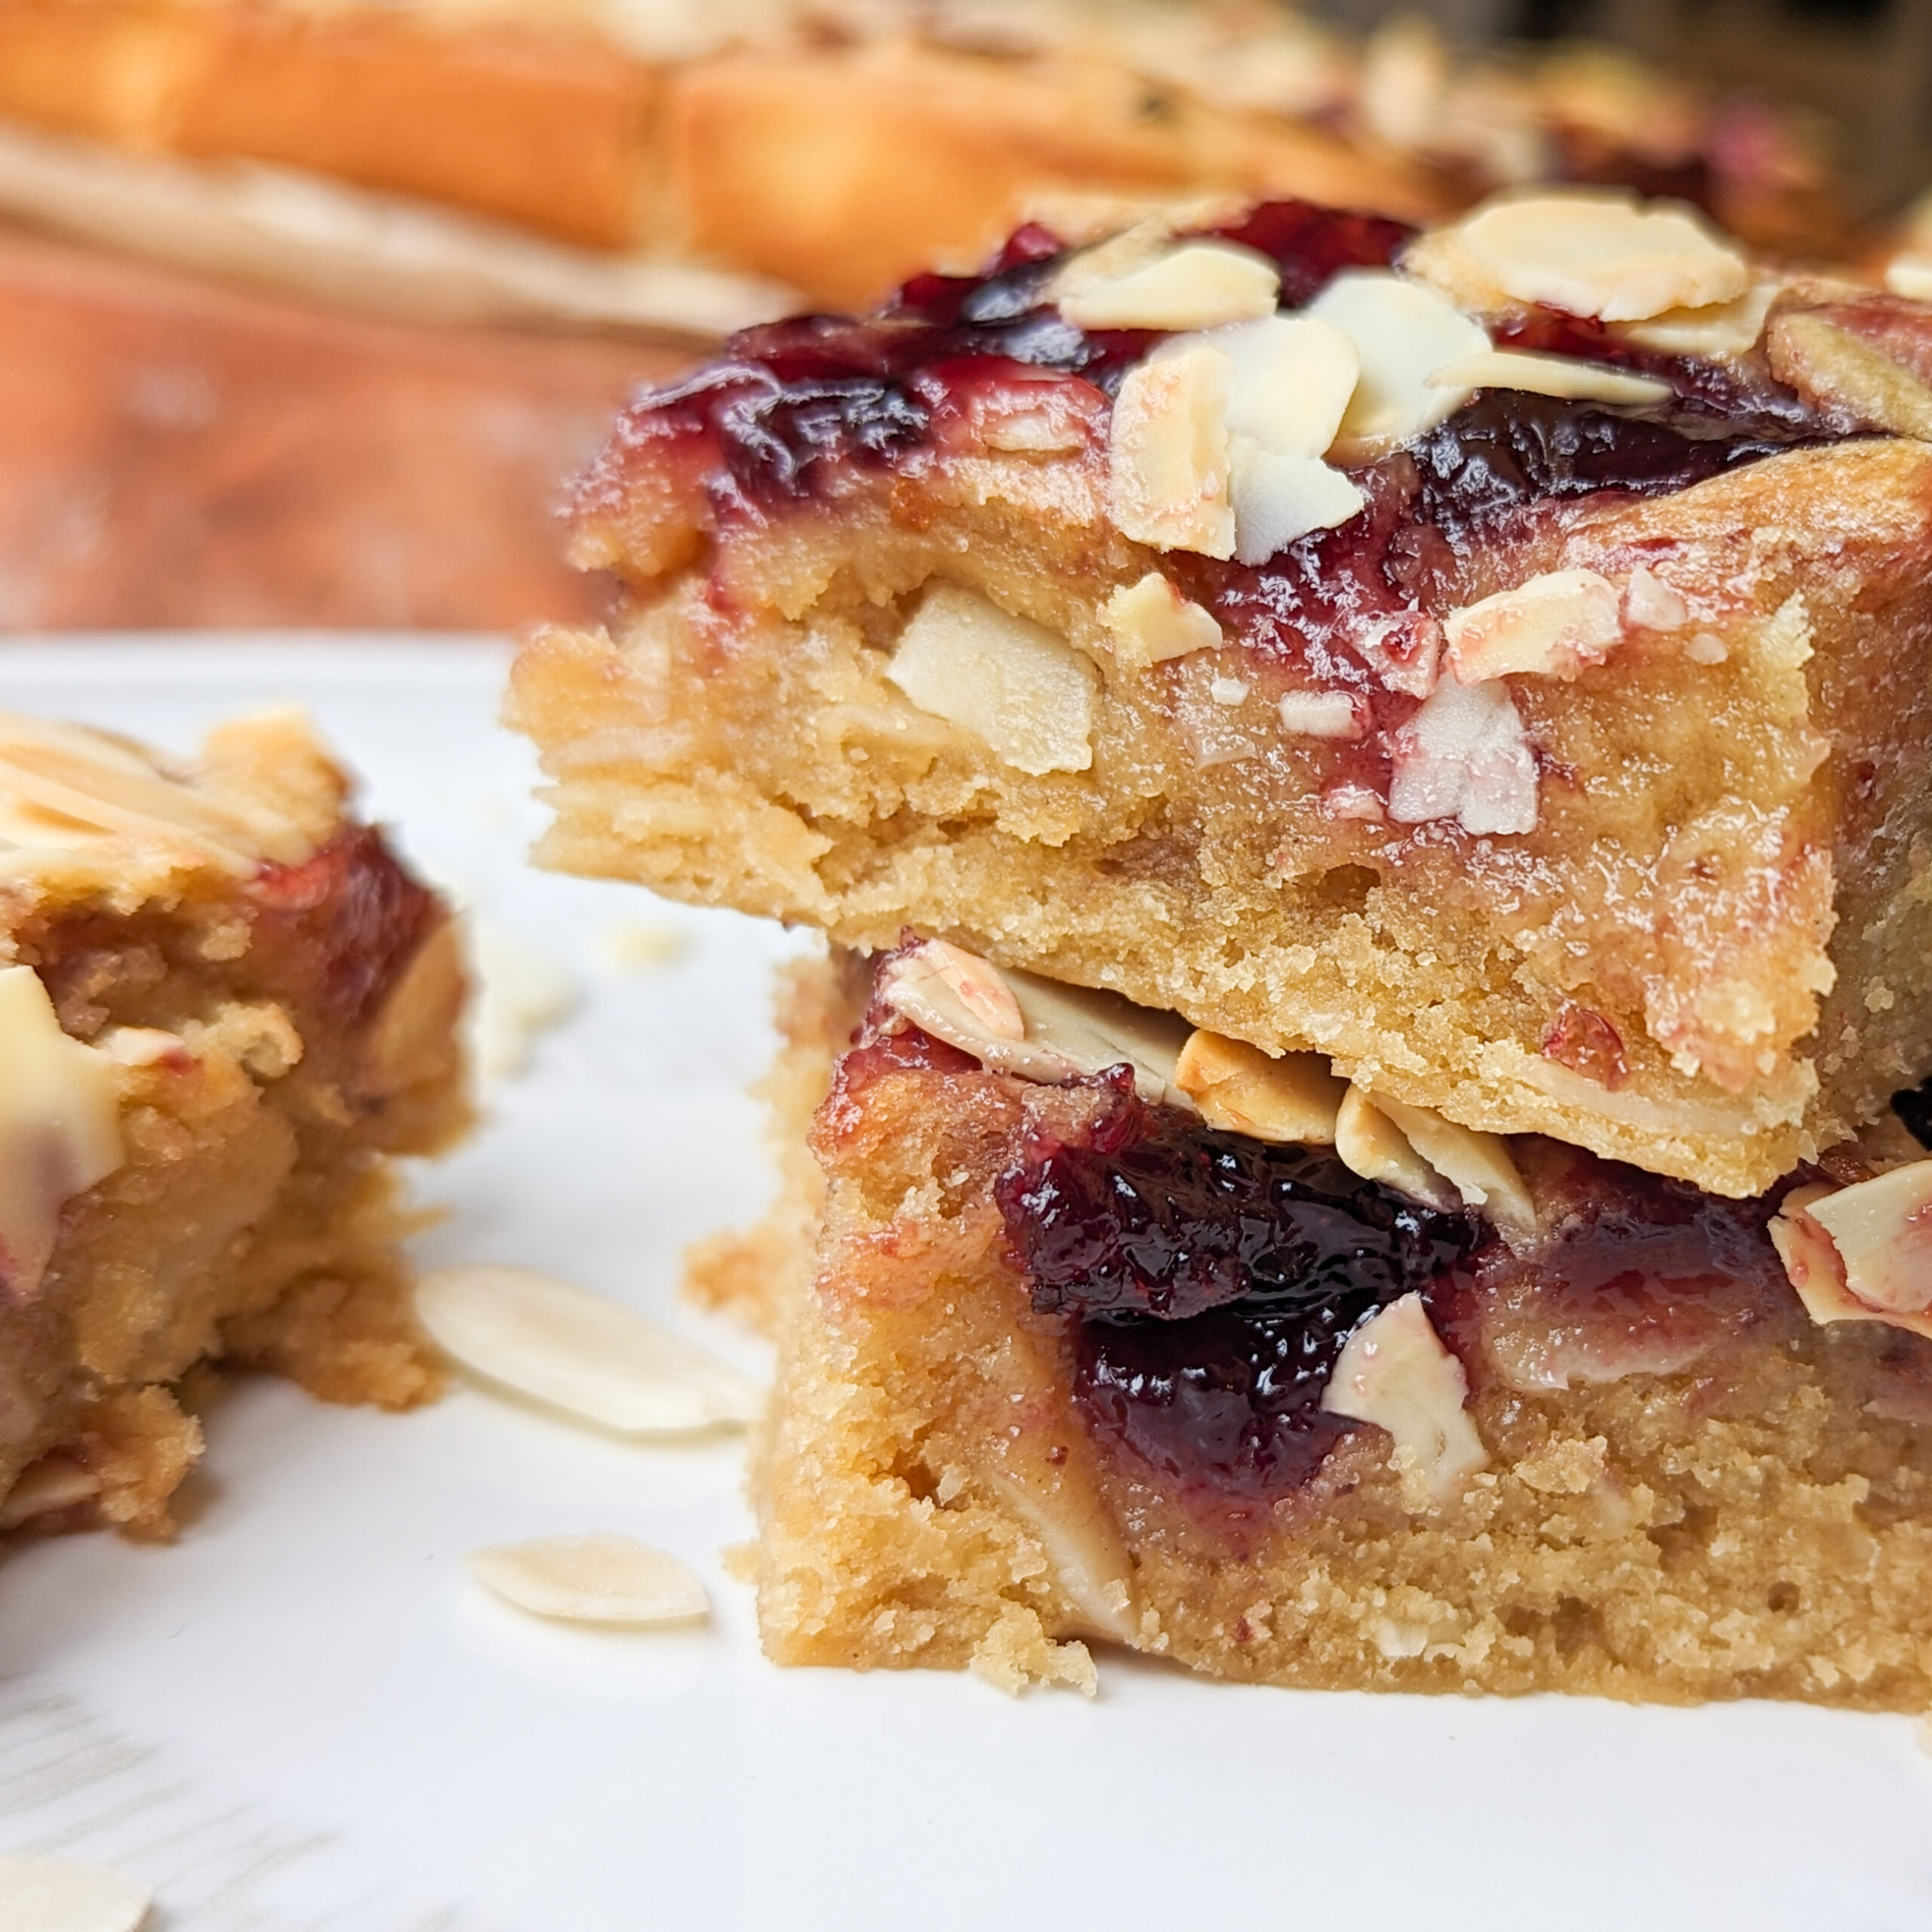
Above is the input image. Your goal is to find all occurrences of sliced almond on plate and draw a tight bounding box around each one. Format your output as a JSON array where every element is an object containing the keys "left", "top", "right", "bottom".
[
  {"left": 887, "top": 584, "right": 1098, "bottom": 776},
  {"left": 1321, "top": 1292, "right": 1487, "bottom": 1509},
  {"left": 414, "top": 1266, "right": 763, "bottom": 1434},
  {"left": 469, "top": 1534, "right": 709, "bottom": 1626},
  {"left": 0, "top": 1856, "right": 152, "bottom": 1932}
]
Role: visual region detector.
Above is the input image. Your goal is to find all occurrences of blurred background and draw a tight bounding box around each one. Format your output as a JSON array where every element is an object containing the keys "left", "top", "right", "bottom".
[{"left": 0, "top": 0, "right": 1921, "bottom": 635}]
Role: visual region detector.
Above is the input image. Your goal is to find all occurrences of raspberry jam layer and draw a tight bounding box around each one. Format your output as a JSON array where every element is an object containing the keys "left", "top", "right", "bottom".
[{"left": 990, "top": 1072, "right": 1801, "bottom": 1504}]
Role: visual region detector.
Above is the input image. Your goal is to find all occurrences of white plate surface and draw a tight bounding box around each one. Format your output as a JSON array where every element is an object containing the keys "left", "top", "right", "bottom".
[{"left": 0, "top": 638, "right": 1924, "bottom": 1932}]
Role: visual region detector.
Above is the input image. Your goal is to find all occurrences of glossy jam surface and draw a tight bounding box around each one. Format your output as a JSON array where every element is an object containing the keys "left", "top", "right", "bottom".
[
  {"left": 991, "top": 1075, "right": 1796, "bottom": 1503},
  {"left": 994, "top": 1078, "right": 1484, "bottom": 1497}
]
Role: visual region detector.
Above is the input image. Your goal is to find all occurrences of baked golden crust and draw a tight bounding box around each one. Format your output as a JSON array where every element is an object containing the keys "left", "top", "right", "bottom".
[
  {"left": 514, "top": 422, "right": 1932, "bottom": 1198},
  {"left": 0, "top": 706, "right": 468, "bottom": 1541},
  {"left": 748, "top": 954, "right": 1932, "bottom": 1706}
]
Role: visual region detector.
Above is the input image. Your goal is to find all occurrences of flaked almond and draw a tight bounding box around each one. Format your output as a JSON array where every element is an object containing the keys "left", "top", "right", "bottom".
[
  {"left": 1385, "top": 675, "right": 1539, "bottom": 836},
  {"left": 1305, "top": 270, "right": 1490, "bottom": 458},
  {"left": 1623, "top": 564, "right": 1689, "bottom": 632},
  {"left": 1171, "top": 312, "right": 1360, "bottom": 457},
  {"left": 1101, "top": 572, "right": 1223, "bottom": 669},
  {"left": 1885, "top": 254, "right": 1932, "bottom": 303},
  {"left": 1442, "top": 568, "right": 1623, "bottom": 684},
  {"left": 1415, "top": 191, "right": 1750, "bottom": 322},
  {"left": 469, "top": 1534, "right": 709, "bottom": 1626},
  {"left": 1335, "top": 1084, "right": 1458, "bottom": 1211},
  {"left": 1320, "top": 781, "right": 1386, "bottom": 822},
  {"left": 1059, "top": 240, "right": 1278, "bottom": 332},
  {"left": 1370, "top": 1094, "right": 1537, "bottom": 1240},
  {"left": 878, "top": 942, "right": 1196, "bottom": 1107},
  {"left": 1623, "top": 282, "right": 1777, "bottom": 358},
  {"left": 982, "top": 1470, "right": 1139, "bottom": 1645},
  {"left": 1174, "top": 1029, "right": 1346, "bottom": 1143},
  {"left": 1229, "top": 440, "right": 1364, "bottom": 564},
  {"left": 1108, "top": 345, "right": 1235, "bottom": 557},
  {"left": 1767, "top": 310, "right": 1932, "bottom": 441},
  {"left": 1766, "top": 1183, "right": 1932, "bottom": 1342},
  {"left": 1278, "top": 690, "right": 1367, "bottom": 740},
  {"left": 414, "top": 1265, "right": 762, "bottom": 1435},
  {"left": 0, "top": 1856, "right": 152, "bottom": 1932},
  {"left": 0, "top": 964, "right": 122, "bottom": 1298},
  {"left": 1321, "top": 1292, "right": 1488, "bottom": 1509},
  {"left": 1806, "top": 1161, "right": 1932, "bottom": 1316},
  {"left": 1424, "top": 348, "right": 1672, "bottom": 408},
  {"left": 0, "top": 1454, "right": 101, "bottom": 1530},
  {"left": 887, "top": 583, "right": 1098, "bottom": 776}
]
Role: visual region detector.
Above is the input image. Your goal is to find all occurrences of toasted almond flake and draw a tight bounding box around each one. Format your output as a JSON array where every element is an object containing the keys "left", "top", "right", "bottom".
[
  {"left": 1208, "top": 677, "right": 1249, "bottom": 706},
  {"left": 0, "top": 1456, "right": 101, "bottom": 1530},
  {"left": 0, "top": 1855, "right": 151, "bottom": 1932},
  {"left": 96, "top": 1026, "right": 188, "bottom": 1068},
  {"left": 1885, "top": 254, "right": 1932, "bottom": 303},
  {"left": 1767, "top": 310, "right": 1932, "bottom": 441},
  {"left": 0, "top": 965, "right": 122, "bottom": 1298},
  {"left": 1623, "top": 282, "right": 1777, "bottom": 357},
  {"left": 1108, "top": 346, "right": 1235, "bottom": 558},
  {"left": 1174, "top": 1030, "right": 1346, "bottom": 1143},
  {"left": 887, "top": 584, "right": 1097, "bottom": 776},
  {"left": 1228, "top": 439, "right": 1365, "bottom": 564},
  {"left": 982, "top": 1469, "right": 1140, "bottom": 1644},
  {"left": 1321, "top": 1293, "right": 1487, "bottom": 1509},
  {"left": 878, "top": 942, "right": 1197, "bottom": 1108},
  {"left": 414, "top": 1266, "right": 762, "bottom": 1434},
  {"left": 877, "top": 938, "right": 1026, "bottom": 1052},
  {"left": 1321, "top": 780, "right": 1386, "bottom": 822},
  {"left": 1684, "top": 632, "right": 1728, "bottom": 664},
  {"left": 1425, "top": 348, "right": 1672, "bottom": 408},
  {"left": 1424, "top": 192, "right": 1750, "bottom": 322},
  {"left": 1805, "top": 1161, "right": 1932, "bottom": 1315},
  {"left": 1623, "top": 564, "right": 1689, "bottom": 632},
  {"left": 1370, "top": 1095, "right": 1536, "bottom": 1239},
  {"left": 1386, "top": 675, "right": 1539, "bottom": 836},
  {"left": 1335, "top": 1085, "right": 1458, "bottom": 1211},
  {"left": 1304, "top": 271, "right": 1490, "bottom": 458},
  {"left": 1767, "top": 1183, "right": 1932, "bottom": 1341},
  {"left": 1443, "top": 568, "right": 1623, "bottom": 684},
  {"left": 469, "top": 1534, "right": 708, "bottom": 1626},
  {"left": 1167, "top": 313, "right": 1360, "bottom": 458},
  {"left": 1101, "top": 572, "right": 1223, "bottom": 669},
  {"left": 1058, "top": 240, "right": 1278, "bottom": 332},
  {"left": 1278, "top": 690, "right": 1366, "bottom": 740}
]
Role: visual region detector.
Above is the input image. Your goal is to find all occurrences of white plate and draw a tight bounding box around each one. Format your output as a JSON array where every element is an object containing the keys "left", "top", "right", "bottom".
[{"left": 0, "top": 638, "right": 1924, "bottom": 1932}]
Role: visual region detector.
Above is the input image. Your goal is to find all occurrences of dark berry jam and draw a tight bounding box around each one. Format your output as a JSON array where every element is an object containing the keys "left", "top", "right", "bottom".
[
  {"left": 994, "top": 1076, "right": 1484, "bottom": 1498},
  {"left": 1894, "top": 1075, "right": 1932, "bottom": 1151}
]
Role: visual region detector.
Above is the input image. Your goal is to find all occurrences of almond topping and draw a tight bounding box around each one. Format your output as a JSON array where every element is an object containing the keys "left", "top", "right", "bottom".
[
  {"left": 1335, "top": 1084, "right": 1459, "bottom": 1211},
  {"left": 0, "top": 964, "right": 122, "bottom": 1299},
  {"left": 0, "top": 1856, "right": 152, "bottom": 1932},
  {"left": 1623, "top": 564, "right": 1689, "bottom": 632},
  {"left": 1425, "top": 349, "right": 1672, "bottom": 408},
  {"left": 1767, "top": 1183, "right": 1932, "bottom": 1343},
  {"left": 1108, "top": 345, "right": 1236, "bottom": 558},
  {"left": 1370, "top": 1095, "right": 1537, "bottom": 1240},
  {"left": 887, "top": 584, "right": 1098, "bottom": 776},
  {"left": 469, "top": 1534, "right": 709, "bottom": 1626},
  {"left": 1102, "top": 572, "right": 1223, "bottom": 669},
  {"left": 1278, "top": 690, "right": 1367, "bottom": 740},
  {"left": 1058, "top": 239, "right": 1279, "bottom": 332},
  {"left": 1623, "top": 282, "right": 1777, "bottom": 358},
  {"left": 1304, "top": 270, "right": 1490, "bottom": 458},
  {"left": 1178, "top": 312, "right": 1361, "bottom": 458},
  {"left": 1805, "top": 1162, "right": 1932, "bottom": 1316},
  {"left": 1442, "top": 568, "right": 1623, "bottom": 684},
  {"left": 1417, "top": 191, "right": 1750, "bottom": 322},
  {"left": 1321, "top": 1293, "right": 1488, "bottom": 1509},
  {"left": 878, "top": 942, "right": 1196, "bottom": 1108},
  {"left": 1174, "top": 1029, "right": 1346, "bottom": 1143},
  {"left": 414, "top": 1265, "right": 763, "bottom": 1435},
  {"left": 1229, "top": 440, "right": 1364, "bottom": 564},
  {"left": 1386, "top": 675, "right": 1539, "bottom": 836},
  {"left": 1884, "top": 254, "right": 1932, "bottom": 303}
]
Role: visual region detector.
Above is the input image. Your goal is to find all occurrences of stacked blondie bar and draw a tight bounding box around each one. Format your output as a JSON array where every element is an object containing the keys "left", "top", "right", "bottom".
[{"left": 512, "top": 187, "right": 1932, "bottom": 1706}]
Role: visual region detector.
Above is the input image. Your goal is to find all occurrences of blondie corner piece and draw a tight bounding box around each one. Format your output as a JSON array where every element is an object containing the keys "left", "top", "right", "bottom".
[
  {"left": 749, "top": 949, "right": 1932, "bottom": 1707},
  {"left": 0, "top": 706, "right": 468, "bottom": 1541},
  {"left": 510, "top": 189, "right": 1932, "bottom": 1199}
]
